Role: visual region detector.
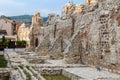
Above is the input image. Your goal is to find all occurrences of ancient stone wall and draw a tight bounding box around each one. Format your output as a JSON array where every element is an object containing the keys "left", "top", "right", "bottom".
[
  {"left": 63, "top": 0, "right": 120, "bottom": 72},
  {"left": 29, "top": 12, "right": 44, "bottom": 51},
  {"left": 32, "top": 12, "right": 43, "bottom": 26},
  {"left": 30, "top": 0, "right": 120, "bottom": 72}
]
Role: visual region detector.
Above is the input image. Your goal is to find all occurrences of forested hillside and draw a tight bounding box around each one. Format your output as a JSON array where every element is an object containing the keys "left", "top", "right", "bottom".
[{"left": 10, "top": 15, "right": 48, "bottom": 24}]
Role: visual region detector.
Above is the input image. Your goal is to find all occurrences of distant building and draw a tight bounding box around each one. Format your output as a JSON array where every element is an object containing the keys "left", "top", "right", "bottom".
[
  {"left": 15, "top": 21, "right": 23, "bottom": 35},
  {"left": 0, "top": 17, "right": 17, "bottom": 40},
  {"left": 17, "top": 23, "right": 31, "bottom": 46}
]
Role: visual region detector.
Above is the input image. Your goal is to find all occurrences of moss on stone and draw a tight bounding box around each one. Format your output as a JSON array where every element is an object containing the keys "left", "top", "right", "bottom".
[{"left": 43, "top": 75, "right": 71, "bottom": 80}]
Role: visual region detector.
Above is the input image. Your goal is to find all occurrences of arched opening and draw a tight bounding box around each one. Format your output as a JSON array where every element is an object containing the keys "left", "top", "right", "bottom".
[{"left": 35, "top": 38, "right": 38, "bottom": 47}]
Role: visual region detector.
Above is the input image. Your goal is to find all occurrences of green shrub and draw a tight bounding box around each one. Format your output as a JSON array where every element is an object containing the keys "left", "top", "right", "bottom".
[
  {"left": 21, "top": 40, "right": 27, "bottom": 46},
  {"left": 2, "top": 39, "right": 8, "bottom": 46},
  {"left": 16, "top": 41, "right": 22, "bottom": 46},
  {"left": 0, "top": 41, "right": 3, "bottom": 46},
  {"left": 16, "top": 40, "right": 27, "bottom": 46},
  {"left": 0, "top": 36, "right": 8, "bottom": 46}
]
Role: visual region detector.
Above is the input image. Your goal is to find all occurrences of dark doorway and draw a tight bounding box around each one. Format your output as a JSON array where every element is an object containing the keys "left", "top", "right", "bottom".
[{"left": 35, "top": 38, "right": 38, "bottom": 47}]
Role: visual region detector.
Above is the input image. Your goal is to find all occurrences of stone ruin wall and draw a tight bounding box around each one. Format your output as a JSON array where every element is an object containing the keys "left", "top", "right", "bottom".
[
  {"left": 36, "top": 13, "right": 74, "bottom": 58},
  {"left": 64, "top": 0, "right": 120, "bottom": 72},
  {"left": 29, "top": 0, "right": 120, "bottom": 72},
  {"left": 28, "top": 12, "right": 44, "bottom": 51}
]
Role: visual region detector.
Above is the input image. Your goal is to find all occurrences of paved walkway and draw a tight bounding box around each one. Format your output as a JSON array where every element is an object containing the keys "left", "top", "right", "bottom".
[{"left": 63, "top": 67, "right": 120, "bottom": 80}]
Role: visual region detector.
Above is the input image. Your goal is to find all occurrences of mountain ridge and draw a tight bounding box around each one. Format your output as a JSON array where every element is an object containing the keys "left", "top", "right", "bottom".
[{"left": 9, "top": 15, "right": 48, "bottom": 24}]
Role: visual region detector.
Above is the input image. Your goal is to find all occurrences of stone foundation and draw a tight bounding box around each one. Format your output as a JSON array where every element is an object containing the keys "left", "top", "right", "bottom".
[{"left": 41, "top": 68, "right": 62, "bottom": 75}]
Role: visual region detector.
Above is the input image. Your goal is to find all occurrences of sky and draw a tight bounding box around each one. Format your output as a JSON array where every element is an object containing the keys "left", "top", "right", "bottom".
[{"left": 0, "top": 0, "right": 84, "bottom": 17}]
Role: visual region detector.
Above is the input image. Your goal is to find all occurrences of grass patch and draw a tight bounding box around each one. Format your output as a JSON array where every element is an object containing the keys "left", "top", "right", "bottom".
[
  {"left": 43, "top": 75, "right": 71, "bottom": 80},
  {"left": 23, "top": 69, "right": 31, "bottom": 80},
  {"left": 19, "top": 65, "right": 31, "bottom": 80},
  {"left": 26, "top": 65, "right": 30, "bottom": 69},
  {"left": 0, "top": 55, "right": 7, "bottom": 68},
  {"left": 18, "top": 64, "right": 23, "bottom": 69}
]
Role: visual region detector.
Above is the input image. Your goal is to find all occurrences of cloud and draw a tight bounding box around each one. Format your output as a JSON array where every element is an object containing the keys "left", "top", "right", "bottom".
[
  {"left": 0, "top": 0, "right": 25, "bottom": 16},
  {"left": 40, "top": 8, "right": 60, "bottom": 16},
  {"left": 40, "top": 9, "right": 51, "bottom": 15},
  {"left": 0, "top": 12, "right": 6, "bottom": 16},
  {"left": 0, "top": 0, "right": 25, "bottom": 6}
]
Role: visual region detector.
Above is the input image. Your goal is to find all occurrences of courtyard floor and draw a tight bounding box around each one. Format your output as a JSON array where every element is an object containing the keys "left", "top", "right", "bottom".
[
  {"left": 46, "top": 60, "right": 120, "bottom": 80},
  {"left": 2, "top": 49, "right": 120, "bottom": 80}
]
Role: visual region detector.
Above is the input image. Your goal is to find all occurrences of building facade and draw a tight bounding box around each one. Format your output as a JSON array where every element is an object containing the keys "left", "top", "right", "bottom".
[
  {"left": 17, "top": 23, "right": 31, "bottom": 46},
  {"left": 0, "top": 17, "right": 17, "bottom": 40}
]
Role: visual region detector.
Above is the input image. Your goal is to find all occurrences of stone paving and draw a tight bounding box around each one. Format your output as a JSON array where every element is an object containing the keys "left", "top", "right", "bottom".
[
  {"left": 10, "top": 70, "right": 23, "bottom": 80},
  {"left": 63, "top": 67, "right": 120, "bottom": 80},
  {"left": 3, "top": 49, "right": 120, "bottom": 80},
  {"left": 32, "top": 60, "right": 120, "bottom": 80},
  {"left": 42, "top": 60, "right": 120, "bottom": 80}
]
